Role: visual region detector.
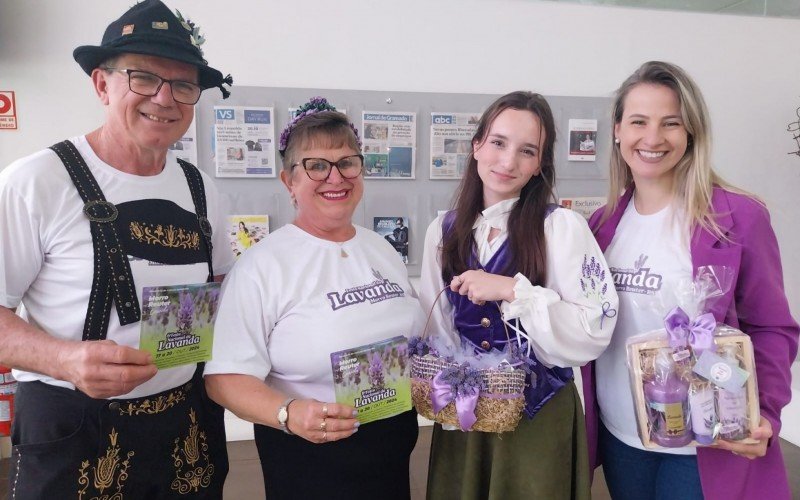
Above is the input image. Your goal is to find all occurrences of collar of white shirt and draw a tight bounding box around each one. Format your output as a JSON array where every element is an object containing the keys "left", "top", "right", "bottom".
[
  {"left": 472, "top": 198, "right": 518, "bottom": 262},
  {"left": 473, "top": 197, "right": 519, "bottom": 232}
]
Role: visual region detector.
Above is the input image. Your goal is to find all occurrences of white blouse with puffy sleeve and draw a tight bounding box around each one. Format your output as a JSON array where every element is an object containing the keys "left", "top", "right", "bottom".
[{"left": 419, "top": 198, "right": 618, "bottom": 368}]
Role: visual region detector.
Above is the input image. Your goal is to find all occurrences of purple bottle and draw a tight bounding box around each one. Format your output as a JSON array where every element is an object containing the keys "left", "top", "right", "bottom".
[{"left": 645, "top": 348, "right": 692, "bottom": 447}]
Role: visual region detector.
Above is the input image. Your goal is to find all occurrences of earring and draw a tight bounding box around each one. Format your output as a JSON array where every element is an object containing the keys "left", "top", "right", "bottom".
[{"left": 614, "top": 138, "right": 620, "bottom": 144}]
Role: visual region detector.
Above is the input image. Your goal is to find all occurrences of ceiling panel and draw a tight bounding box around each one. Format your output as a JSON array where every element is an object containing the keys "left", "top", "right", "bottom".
[{"left": 542, "top": 0, "right": 800, "bottom": 18}]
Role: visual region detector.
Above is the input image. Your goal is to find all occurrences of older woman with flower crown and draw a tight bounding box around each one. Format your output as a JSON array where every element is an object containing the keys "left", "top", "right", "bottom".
[{"left": 205, "top": 97, "right": 424, "bottom": 499}]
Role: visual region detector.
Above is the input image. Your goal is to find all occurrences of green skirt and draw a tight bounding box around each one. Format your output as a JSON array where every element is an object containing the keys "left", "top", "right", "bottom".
[{"left": 426, "top": 381, "right": 590, "bottom": 500}]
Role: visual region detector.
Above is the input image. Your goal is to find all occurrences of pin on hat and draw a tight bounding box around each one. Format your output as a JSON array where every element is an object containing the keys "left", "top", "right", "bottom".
[{"left": 73, "top": 0, "right": 232, "bottom": 98}]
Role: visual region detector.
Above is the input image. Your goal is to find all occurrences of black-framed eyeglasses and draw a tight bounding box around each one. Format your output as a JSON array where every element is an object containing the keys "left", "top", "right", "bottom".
[
  {"left": 102, "top": 67, "right": 203, "bottom": 105},
  {"left": 293, "top": 154, "right": 364, "bottom": 181}
]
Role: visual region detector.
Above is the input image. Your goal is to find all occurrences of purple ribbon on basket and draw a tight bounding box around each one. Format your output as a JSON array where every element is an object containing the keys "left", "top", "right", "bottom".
[
  {"left": 430, "top": 363, "right": 485, "bottom": 431},
  {"left": 664, "top": 306, "right": 716, "bottom": 354}
]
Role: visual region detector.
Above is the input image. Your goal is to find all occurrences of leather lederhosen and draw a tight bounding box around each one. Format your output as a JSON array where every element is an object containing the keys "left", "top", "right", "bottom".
[{"left": 9, "top": 141, "right": 228, "bottom": 499}]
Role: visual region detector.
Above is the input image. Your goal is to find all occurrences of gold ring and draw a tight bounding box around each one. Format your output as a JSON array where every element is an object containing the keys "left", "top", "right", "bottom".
[
  {"left": 320, "top": 419, "right": 327, "bottom": 431},
  {"left": 322, "top": 404, "right": 328, "bottom": 417},
  {"left": 322, "top": 431, "right": 327, "bottom": 442}
]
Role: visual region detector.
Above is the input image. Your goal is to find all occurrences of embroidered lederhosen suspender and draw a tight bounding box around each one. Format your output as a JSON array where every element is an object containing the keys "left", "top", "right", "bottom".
[{"left": 49, "top": 140, "right": 214, "bottom": 340}]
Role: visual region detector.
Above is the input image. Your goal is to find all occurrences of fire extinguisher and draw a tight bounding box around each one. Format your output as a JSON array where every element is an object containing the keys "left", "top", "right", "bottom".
[{"left": 0, "top": 365, "right": 17, "bottom": 436}]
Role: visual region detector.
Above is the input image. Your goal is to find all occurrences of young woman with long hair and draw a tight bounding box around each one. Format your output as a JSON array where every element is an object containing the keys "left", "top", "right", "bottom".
[{"left": 419, "top": 91, "right": 618, "bottom": 499}]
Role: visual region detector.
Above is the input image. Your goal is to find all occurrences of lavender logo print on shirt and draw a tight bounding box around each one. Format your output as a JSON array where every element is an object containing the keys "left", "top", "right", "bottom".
[
  {"left": 327, "top": 268, "right": 405, "bottom": 311},
  {"left": 611, "top": 254, "right": 663, "bottom": 295}
]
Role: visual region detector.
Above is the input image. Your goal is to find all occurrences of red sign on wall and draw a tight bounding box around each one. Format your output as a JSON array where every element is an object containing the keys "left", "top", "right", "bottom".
[{"left": 0, "top": 91, "right": 18, "bottom": 130}]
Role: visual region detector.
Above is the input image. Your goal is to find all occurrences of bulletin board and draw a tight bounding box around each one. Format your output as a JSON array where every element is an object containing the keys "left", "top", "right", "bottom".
[{"left": 194, "top": 86, "right": 613, "bottom": 277}]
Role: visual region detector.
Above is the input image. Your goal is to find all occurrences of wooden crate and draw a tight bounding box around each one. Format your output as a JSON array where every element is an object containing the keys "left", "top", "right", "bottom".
[{"left": 627, "top": 331, "right": 760, "bottom": 449}]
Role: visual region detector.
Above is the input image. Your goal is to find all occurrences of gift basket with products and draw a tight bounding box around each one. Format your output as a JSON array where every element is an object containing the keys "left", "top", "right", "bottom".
[
  {"left": 626, "top": 266, "right": 760, "bottom": 448},
  {"left": 408, "top": 290, "right": 531, "bottom": 433}
]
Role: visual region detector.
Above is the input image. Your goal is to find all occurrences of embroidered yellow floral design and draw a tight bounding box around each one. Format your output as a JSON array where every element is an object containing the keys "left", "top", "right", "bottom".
[
  {"left": 118, "top": 389, "right": 187, "bottom": 416},
  {"left": 78, "top": 428, "right": 134, "bottom": 500},
  {"left": 171, "top": 408, "right": 215, "bottom": 494},
  {"left": 130, "top": 221, "right": 200, "bottom": 250}
]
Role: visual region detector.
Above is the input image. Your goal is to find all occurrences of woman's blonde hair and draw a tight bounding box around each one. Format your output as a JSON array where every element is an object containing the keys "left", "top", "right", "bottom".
[{"left": 604, "top": 61, "right": 751, "bottom": 238}]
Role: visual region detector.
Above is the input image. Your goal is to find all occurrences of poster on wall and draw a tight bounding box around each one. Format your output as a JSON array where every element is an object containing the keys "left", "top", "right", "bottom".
[
  {"left": 429, "top": 112, "right": 480, "bottom": 180},
  {"left": 214, "top": 106, "right": 276, "bottom": 178},
  {"left": 559, "top": 197, "right": 605, "bottom": 220},
  {"left": 227, "top": 214, "right": 270, "bottom": 258},
  {"left": 169, "top": 116, "right": 198, "bottom": 166},
  {"left": 0, "top": 90, "right": 18, "bottom": 130},
  {"left": 362, "top": 111, "right": 416, "bottom": 179},
  {"left": 374, "top": 216, "right": 409, "bottom": 264},
  {"left": 568, "top": 119, "right": 598, "bottom": 162}
]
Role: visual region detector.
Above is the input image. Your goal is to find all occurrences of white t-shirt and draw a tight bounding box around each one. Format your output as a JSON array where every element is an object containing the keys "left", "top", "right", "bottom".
[
  {"left": 419, "top": 199, "right": 618, "bottom": 368},
  {"left": 0, "top": 136, "right": 234, "bottom": 398},
  {"left": 596, "top": 198, "right": 694, "bottom": 454},
  {"left": 205, "top": 224, "right": 426, "bottom": 402}
]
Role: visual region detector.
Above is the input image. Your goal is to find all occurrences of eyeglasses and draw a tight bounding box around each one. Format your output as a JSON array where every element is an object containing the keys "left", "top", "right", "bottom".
[
  {"left": 102, "top": 67, "right": 203, "bottom": 105},
  {"left": 294, "top": 154, "right": 364, "bottom": 181}
]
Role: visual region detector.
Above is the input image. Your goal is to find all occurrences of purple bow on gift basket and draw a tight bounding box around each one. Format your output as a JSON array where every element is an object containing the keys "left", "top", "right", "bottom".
[
  {"left": 664, "top": 306, "right": 716, "bottom": 354},
  {"left": 430, "top": 363, "right": 485, "bottom": 431}
]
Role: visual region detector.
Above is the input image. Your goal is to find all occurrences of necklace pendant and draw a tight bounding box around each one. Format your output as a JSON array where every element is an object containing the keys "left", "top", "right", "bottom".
[{"left": 340, "top": 247, "right": 348, "bottom": 258}]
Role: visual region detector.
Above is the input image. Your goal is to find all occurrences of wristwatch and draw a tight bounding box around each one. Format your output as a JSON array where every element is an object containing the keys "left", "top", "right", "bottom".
[{"left": 277, "top": 397, "right": 295, "bottom": 435}]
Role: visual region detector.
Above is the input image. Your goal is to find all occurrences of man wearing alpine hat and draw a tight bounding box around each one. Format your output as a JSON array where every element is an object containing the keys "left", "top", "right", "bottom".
[{"left": 0, "top": 1, "right": 233, "bottom": 497}]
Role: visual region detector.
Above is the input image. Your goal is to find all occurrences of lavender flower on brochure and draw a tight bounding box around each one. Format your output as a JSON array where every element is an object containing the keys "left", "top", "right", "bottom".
[
  {"left": 176, "top": 291, "right": 194, "bottom": 333},
  {"left": 206, "top": 286, "right": 220, "bottom": 321},
  {"left": 331, "top": 353, "right": 344, "bottom": 385},
  {"left": 368, "top": 352, "right": 385, "bottom": 388}
]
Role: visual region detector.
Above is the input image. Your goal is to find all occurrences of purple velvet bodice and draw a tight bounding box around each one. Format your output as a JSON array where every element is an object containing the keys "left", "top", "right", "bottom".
[{"left": 442, "top": 209, "right": 573, "bottom": 418}]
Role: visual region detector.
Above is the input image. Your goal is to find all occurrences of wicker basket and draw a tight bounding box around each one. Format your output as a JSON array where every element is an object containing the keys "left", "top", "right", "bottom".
[
  {"left": 411, "top": 287, "right": 529, "bottom": 432},
  {"left": 411, "top": 354, "right": 526, "bottom": 432}
]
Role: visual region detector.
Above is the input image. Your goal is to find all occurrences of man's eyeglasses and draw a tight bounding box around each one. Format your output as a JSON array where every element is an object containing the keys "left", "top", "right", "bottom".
[
  {"left": 102, "top": 67, "right": 203, "bottom": 105},
  {"left": 294, "top": 155, "right": 364, "bottom": 181}
]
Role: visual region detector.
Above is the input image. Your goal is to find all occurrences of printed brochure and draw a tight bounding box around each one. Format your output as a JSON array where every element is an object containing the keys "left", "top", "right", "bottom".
[
  {"left": 330, "top": 336, "right": 411, "bottom": 424},
  {"left": 140, "top": 282, "right": 221, "bottom": 369}
]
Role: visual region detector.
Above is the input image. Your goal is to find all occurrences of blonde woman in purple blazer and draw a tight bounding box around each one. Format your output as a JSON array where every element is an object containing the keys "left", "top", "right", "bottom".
[{"left": 581, "top": 61, "right": 799, "bottom": 500}]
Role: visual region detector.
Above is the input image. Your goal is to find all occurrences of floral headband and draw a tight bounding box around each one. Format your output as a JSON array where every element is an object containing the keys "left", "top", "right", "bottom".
[{"left": 278, "top": 96, "right": 362, "bottom": 157}]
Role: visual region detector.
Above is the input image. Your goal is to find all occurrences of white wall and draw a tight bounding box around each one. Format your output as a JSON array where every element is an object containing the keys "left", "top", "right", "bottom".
[{"left": 2, "top": 0, "right": 799, "bottom": 440}]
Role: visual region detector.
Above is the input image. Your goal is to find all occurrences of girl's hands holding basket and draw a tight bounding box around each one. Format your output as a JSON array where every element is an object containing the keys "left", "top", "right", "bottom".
[
  {"left": 286, "top": 399, "right": 360, "bottom": 444},
  {"left": 450, "top": 270, "right": 516, "bottom": 305}
]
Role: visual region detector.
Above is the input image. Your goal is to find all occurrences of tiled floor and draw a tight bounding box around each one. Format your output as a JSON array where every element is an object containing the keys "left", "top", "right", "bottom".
[
  {"left": 220, "top": 427, "right": 800, "bottom": 500},
  {"left": 223, "top": 426, "right": 601, "bottom": 499},
  {"left": 2, "top": 429, "right": 799, "bottom": 499}
]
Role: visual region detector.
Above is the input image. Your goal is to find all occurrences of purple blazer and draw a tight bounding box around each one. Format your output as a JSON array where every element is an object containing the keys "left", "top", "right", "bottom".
[{"left": 581, "top": 187, "right": 799, "bottom": 500}]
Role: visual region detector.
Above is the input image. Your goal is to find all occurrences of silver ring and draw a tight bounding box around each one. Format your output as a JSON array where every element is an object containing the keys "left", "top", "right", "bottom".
[{"left": 322, "top": 431, "right": 327, "bottom": 442}]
